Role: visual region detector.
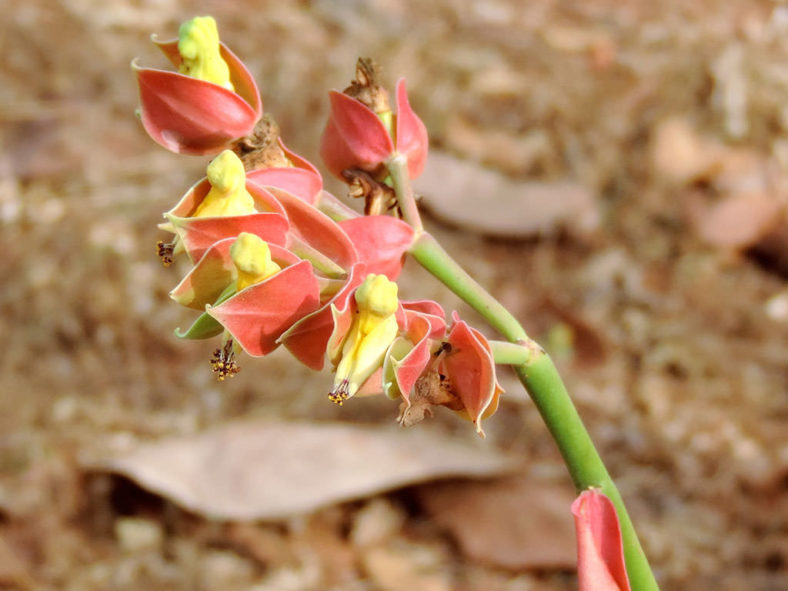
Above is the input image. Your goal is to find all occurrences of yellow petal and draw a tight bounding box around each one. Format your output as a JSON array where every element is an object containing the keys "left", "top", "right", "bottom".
[
  {"left": 230, "top": 232, "right": 281, "bottom": 292},
  {"left": 177, "top": 16, "right": 234, "bottom": 91},
  {"left": 193, "top": 150, "right": 256, "bottom": 218}
]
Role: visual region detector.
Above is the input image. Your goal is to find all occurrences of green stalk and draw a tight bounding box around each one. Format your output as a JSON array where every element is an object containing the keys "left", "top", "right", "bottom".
[
  {"left": 386, "top": 154, "right": 423, "bottom": 233},
  {"left": 409, "top": 233, "right": 659, "bottom": 591}
]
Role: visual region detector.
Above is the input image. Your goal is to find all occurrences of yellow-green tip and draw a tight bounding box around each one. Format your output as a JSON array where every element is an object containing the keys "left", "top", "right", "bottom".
[
  {"left": 193, "top": 150, "right": 256, "bottom": 218},
  {"left": 230, "top": 232, "right": 281, "bottom": 292},
  {"left": 178, "top": 16, "right": 234, "bottom": 91}
]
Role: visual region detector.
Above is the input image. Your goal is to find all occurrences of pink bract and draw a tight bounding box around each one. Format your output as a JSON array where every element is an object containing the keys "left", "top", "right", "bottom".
[
  {"left": 170, "top": 238, "right": 300, "bottom": 311},
  {"left": 339, "top": 216, "right": 415, "bottom": 280},
  {"left": 207, "top": 259, "right": 321, "bottom": 357},
  {"left": 572, "top": 490, "right": 632, "bottom": 591},
  {"left": 163, "top": 177, "right": 288, "bottom": 262},
  {"left": 247, "top": 142, "right": 324, "bottom": 206},
  {"left": 320, "top": 78, "right": 428, "bottom": 180},
  {"left": 443, "top": 312, "right": 502, "bottom": 436},
  {"left": 134, "top": 38, "right": 262, "bottom": 155},
  {"left": 279, "top": 263, "right": 368, "bottom": 370}
]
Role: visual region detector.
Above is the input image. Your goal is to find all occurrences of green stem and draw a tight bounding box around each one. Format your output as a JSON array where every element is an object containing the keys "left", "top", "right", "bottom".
[
  {"left": 386, "top": 154, "right": 423, "bottom": 233},
  {"left": 409, "top": 233, "right": 527, "bottom": 342},
  {"left": 490, "top": 340, "right": 533, "bottom": 365},
  {"left": 409, "top": 232, "right": 659, "bottom": 591}
]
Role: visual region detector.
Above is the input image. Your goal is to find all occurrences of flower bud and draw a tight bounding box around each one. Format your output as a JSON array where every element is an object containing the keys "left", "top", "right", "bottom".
[
  {"left": 320, "top": 79, "right": 428, "bottom": 180},
  {"left": 572, "top": 490, "right": 632, "bottom": 591}
]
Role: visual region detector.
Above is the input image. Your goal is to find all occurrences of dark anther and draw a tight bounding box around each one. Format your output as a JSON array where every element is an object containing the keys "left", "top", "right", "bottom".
[
  {"left": 157, "top": 241, "right": 175, "bottom": 266},
  {"left": 211, "top": 340, "right": 240, "bottom": 381},
  {"left": 328, "top": 379, "right": 350, "bottom": 405}
]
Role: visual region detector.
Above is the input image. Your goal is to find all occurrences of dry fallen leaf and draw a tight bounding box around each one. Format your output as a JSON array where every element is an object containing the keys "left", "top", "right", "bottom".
[
  {"left": 417, "top": 475, "right": 577, "bottom": 570},
  {"left": 415, "top": 151, "right": 599, "bottom": 238},
  {"left": 86, "top": 420, "right": 517, "bottom": 520},
  {"left": 695, "top": 191, "right": 784, "bottom": 250}
]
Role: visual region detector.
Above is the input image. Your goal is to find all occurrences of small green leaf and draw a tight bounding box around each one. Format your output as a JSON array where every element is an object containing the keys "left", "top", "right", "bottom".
[{"left": 175, "top": 312, "right": 223, "bottom": 340}]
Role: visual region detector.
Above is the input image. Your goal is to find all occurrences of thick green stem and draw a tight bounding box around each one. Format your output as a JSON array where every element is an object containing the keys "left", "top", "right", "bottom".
[
  {"left": 409, "top": 233, "right": 527, "bottom": 342},
  {"left": 490, "top": 340, "right": 533, "bottom": 365},
  {"left": 409, "top": 232, "right": 659, "bottom": 591}
]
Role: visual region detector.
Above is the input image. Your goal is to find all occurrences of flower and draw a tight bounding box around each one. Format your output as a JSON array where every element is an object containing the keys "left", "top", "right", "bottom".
[
  {"left": 134, "top": 16, "right": 262, "bottom": 155},
  {"left": 390, "top": 309, "right": 502, "bottom": 437},
  {"left": 572, "top": 490, "right": 632, "bottom": 591},
  {"left": 170, "top": 233, "right": 321, "bottom": 362},
  {"left": 328, "top": 274, "right": 400, "bottom": 403},
  {"left": 159, "top": 150, "right": 289, "bottom": 264},
  {"left": 320, "top": 78, "right": 428, "bottom": 180}
]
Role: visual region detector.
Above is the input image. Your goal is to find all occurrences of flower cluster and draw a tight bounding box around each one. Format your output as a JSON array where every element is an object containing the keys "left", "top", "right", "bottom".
[{"left": 135, "top": 16, "right": 502, "bottom": 435}]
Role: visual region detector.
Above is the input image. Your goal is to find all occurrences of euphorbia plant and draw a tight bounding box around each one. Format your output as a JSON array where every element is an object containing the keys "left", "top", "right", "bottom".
[{"left": 134, "top": 16, "right": 660, "bottom": 590}]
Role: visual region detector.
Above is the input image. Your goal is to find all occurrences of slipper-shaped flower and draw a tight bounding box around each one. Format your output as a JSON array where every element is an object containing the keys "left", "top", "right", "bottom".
[
  {"left": 326, "top": 274, "right": 401, "bottom": 403},
  {"left": 278, "top": 262, "right": 368, "bottom": 370},
  {"left": 320, "top": 79, "right": 428, "bottom": 180},
  {"left": 134, "top": 16, "right": 262, "bottom": 155},
  {"left": 162, "top": 150, "right": 289, "bottom": 263},
  {"left": 205, "top": 236, "right": 322, "bottom": 357},
  {"left": 170, "top": 235, "right": 302, "bottom": 340}
]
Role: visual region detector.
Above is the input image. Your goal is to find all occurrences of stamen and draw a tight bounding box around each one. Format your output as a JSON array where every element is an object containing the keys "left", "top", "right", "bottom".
[
  {"left": 211, "top": 339, "right": 240, "bottom": 381},
  {"left": 328, "top": 379, "right": 350, "bottom": 405},
  {"left": 157, "top": 241, "right": 175, "bottom": 266}
]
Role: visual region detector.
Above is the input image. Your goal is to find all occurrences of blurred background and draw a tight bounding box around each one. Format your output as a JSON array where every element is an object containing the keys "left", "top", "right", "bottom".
[{"left": 1, "top": 0, "right": 787, "bottom": 589}]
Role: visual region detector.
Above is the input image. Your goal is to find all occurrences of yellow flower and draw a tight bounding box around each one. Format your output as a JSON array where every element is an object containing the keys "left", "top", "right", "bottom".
[
  {"left": 230, "top": 233, "right": 282, "bottom": 292},
  {"left": 177, "top": 16, "right": 234, "bottom": 91},
  {"left": 193, "top": 150, "right": 256, "bottom": 218},
  {"left": 330, "top": 274, "right": 399, "bottom": 403}
]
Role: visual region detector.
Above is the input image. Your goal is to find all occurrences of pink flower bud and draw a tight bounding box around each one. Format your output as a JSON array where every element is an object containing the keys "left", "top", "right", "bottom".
[
  {"left": 320, "top": 79, "right": 428, "bottom": 180},
  {"left": 134, "top": 37, "right": 262, "bottom": 155},
  {"left": 572, "top": 490, "right": 632, "bottom": 591}
]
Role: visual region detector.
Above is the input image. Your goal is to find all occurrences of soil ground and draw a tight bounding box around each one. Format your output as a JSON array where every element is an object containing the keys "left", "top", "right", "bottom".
[{"left": 1, "top": 1, "right": 786, "bottom": 589}]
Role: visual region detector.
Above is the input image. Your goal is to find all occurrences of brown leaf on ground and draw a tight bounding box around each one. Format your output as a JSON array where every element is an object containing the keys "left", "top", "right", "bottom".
[
  {"left": 86, "top": 420, "right": 517, "bottom": 520},
  {"left": 694, "top": 191, "right": 784, "bottom": 250},
  {"left": 417, "top": 475, "right": 577, "bottom": 570},
  {"left": 362, "top": 543, "right": 452, "bottom": 591},
  {"left": 415, "top": 151, "right": 599, "bottom": 238}
]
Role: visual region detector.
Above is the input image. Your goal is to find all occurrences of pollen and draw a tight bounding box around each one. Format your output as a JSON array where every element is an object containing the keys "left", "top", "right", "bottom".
[
  {"left": 157, "top": 240, "right": 175, "bottom": 266},
  {"left": 211, "top": 339, "right": 240, "bottom": 380},
  {"left": 177, "top": 16, "right": 234, "bottom": 91}
]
